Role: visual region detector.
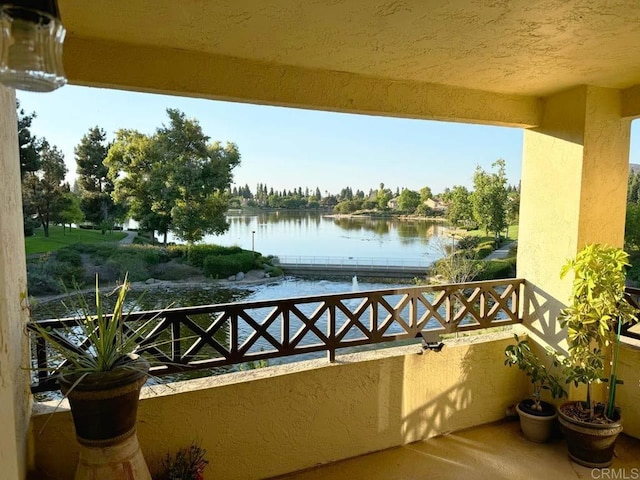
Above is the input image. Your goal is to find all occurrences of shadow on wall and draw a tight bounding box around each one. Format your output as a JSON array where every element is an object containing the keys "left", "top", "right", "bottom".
[
  {"left": 522, "top": 282, "right": 567, "bottom": 353},
  {"left": 401, "top": 336, "right": 527, "bottom": 443}
]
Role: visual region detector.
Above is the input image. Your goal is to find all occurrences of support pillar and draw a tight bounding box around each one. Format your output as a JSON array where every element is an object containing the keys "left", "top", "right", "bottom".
[
  {"left": 517, "top": 85, "right": 631, "bottom": 350},
  {"left": 0, "top": 86, "right": 30, "bottom": 479}
]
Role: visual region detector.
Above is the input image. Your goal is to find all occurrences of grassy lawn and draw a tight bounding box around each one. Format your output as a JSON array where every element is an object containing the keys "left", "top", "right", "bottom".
[
  {"left": 25, "top": 225, "right": 127, "bottom": 255},
  {"left": 462, "top": 224, "right": 519, "bottom": 243}
]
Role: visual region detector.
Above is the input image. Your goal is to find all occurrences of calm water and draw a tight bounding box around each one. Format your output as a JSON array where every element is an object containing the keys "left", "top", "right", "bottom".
[{"left": 166, "top": 211, "right": 450, "bottom": 264}]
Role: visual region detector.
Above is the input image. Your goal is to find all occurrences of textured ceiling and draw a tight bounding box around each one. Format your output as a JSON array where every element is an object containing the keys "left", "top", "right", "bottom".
[{"left": 58, "top": 0, "right": 640, "bottom": 97}]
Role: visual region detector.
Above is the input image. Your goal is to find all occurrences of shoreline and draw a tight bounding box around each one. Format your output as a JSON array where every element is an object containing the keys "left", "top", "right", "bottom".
[{"left": 32, "top": 270, "right": 282, "bottom": 305}]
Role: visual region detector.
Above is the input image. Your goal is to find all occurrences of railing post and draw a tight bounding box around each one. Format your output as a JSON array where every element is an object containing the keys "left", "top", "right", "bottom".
[
  {"left": 36, "top": 336, "right": 48, "bottom": 384},
  {"left": 327, "top": 304, "right": 336, "bottom": 362},
  {"left": 171, "top": 315, "right": 181, "bottom": 362}
]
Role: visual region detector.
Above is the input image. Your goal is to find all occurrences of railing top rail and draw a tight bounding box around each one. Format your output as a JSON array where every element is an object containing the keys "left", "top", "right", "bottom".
[{"left": 34, "top": 278, "right": 525, "bottom": 328}]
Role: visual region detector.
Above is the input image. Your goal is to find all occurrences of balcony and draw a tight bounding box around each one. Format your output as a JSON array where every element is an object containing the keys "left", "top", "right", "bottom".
[{"left": 28, "top": 279, "right": 640, "bottom": 479}]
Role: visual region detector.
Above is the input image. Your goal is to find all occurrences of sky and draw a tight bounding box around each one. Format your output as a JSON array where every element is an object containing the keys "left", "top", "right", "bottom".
[{"left": 17, "top": 85, "right": 640, "bottom": 195}]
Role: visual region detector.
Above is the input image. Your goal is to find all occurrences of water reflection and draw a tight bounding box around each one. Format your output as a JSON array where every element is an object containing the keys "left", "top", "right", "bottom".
[{"left": 168, "top": 212, "right": 448, "bottom": 263}]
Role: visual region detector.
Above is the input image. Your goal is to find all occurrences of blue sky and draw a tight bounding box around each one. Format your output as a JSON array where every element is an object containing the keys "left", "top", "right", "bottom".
[{"left": 17, "top": 85, "right": 640, "bottom": 195}]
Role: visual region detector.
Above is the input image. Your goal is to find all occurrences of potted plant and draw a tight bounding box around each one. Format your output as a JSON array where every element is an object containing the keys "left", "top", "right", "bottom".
[
  {"left": 30, "top": 274, "right": 158, "bottom": 480},
  {"left": 504, "top": 334, "right": 567, "bottom": 442},
  {"left": 554, "top": 244, "right": 638, "bottom": 468}
]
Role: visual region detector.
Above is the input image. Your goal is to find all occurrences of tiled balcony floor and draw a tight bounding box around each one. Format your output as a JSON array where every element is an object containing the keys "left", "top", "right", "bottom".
[{"left": 272, "top": 419, "right": 640, "bottom": 480}]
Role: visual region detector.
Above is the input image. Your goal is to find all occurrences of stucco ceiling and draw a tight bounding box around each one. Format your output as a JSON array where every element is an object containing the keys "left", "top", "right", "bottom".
[{"left": 59, "top": 0, "right": 640, "bottom": 98}]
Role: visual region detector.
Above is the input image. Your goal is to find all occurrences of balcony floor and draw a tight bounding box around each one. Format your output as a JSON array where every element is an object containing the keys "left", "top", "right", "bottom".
[{"left": 272, "top": 419, "right": 640, "bottom": 480}]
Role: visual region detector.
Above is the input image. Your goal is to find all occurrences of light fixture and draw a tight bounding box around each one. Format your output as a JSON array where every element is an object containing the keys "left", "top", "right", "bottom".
[{"left": 0, "top": 0, "right": 66, "bottom": 92}]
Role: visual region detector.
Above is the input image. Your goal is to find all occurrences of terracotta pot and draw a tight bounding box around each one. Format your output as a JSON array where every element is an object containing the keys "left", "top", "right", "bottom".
[
  {"left": 516, "top": 400, "right": 557, "bottom": 443},
  {"left": 58, "top": 356, "right": 151, "bottom": 480},
  {"left": 558, "top": 401, "right": 623, "bottom": 468}
]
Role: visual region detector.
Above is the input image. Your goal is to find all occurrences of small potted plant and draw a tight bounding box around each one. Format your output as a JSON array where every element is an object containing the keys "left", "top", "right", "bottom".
[
  {"left": 159, "top": 442, "right": 209, "bottom": 480},
  {"left": 554, "top": 244, "right": 638, "bottom": 468},
  {"left": 29, "top": 274, "right": 160, "bottom": 480},
  {"left": 504, "top": 334, "right": 567, "bottom": 442}
]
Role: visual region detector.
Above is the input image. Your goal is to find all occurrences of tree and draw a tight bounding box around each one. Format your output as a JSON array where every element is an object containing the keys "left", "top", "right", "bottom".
[
  {"left": 397, "top": 189, "right": 421, "bottom": 213},
  {"left": 625, "top": 203, "right": 640, "bottom": 250},
  {"left": 419, "top": 186, "right": 433, "bottom": 203},
  {"left": 376, "top": 183, "right": 392, "bottom": 210},
  {"left": 17, "top": 100, "right": 41, "bottom": 177},
  {"left": 106, "top": 129, "right": 173, "bottom": 240},
  {"left": 22, "top": 141, "right": 68, "bottom": 237},
  {"left": 472, "top": 159, "right": 508, "bottom": 242},
  {"left": 628, "top": 170, "right": 640, "bottom": 203},
  {"left": 75, "top": 126, "right": 120, "bottom": 230},
  {"left": 59, "top": 192, "right": 84, "bottom": 234},
  {"left": 446, "top": 185, "right": 473, "bottom": 227},
  {"left": 107, "top": 109, "right": 241, "bottom": 244}
]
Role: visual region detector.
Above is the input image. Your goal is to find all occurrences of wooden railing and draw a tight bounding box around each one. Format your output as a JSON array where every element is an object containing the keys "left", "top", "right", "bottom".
[
  {"left": 623, "top": 286, "right": 640, "bottom": 341},
  {"left": 30, "top": 278, "right": 524, "bottom": 393}
]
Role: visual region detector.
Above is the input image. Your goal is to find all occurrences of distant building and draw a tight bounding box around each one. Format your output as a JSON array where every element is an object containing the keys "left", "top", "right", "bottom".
[
  {"left": 387, "top": 197, "right": 399, "bottom": 209},
  {"left": 424, "top": 198, "right": 448, "bottom": 212}
]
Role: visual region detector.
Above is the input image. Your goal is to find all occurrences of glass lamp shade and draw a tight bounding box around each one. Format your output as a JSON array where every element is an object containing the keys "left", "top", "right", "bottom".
[{"left": 0, "top": 4, "right": 66, "bottom": 92}]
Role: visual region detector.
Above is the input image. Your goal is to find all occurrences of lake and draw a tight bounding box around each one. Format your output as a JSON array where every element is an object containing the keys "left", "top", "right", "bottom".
[{"left": 167, "top": 211, "right": 450, "bottom": 265}]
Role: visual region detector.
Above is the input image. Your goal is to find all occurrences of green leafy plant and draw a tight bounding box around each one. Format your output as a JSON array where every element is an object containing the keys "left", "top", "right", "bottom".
[
  {"left": 555, "top": 244, "right": 638, "bottom": 420},
  {"left": 29, "top": 273, "right": 160, "bottom": 376},
  {"left": 504, "top": 334, "right": 567, "bottom": 410},
  {"left": 159, "top": 442, "right": 208, "bottom": 480}
]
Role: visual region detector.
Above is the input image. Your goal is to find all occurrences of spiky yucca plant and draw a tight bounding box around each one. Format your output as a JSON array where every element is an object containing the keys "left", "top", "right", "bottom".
[{"left": 29, "top": 274, "right": 158, "bottom": 378}]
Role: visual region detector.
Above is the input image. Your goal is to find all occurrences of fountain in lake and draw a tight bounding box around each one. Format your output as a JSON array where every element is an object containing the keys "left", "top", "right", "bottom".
[{"left": 352, "top": 275, "right": 359, "bottom": 291}]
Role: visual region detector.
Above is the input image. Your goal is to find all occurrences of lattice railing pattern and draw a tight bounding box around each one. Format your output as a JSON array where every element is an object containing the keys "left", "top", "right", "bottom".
[
  {"left": 623, "top": 286, "right": 640, "bottom": 341},
  {"left": 30, "top": 278, "right": 524, "bottom": 392}
]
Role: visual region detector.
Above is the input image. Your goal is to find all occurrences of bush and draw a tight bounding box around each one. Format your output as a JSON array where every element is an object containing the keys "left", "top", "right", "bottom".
[
  {"left": 187, "top": 244, "right": 243, "bottom": 268},
  {"left": 202, "top": 251, "right": 256, "bottom": 278},
  {"left": 475, "top": 258, "right": 516, "bottom": 281},
  {"left": 203, "top": 255, "right": 242, "bottom": 278},
  {"left": 474, "top": 241, "right": 495, "bottom": 259},
  {"left": 55, "top": 248, "right": 83, "bottom": 267},
  {"left": 265, "top": 265, "right": 283, "bottom": 277},
  {"left": 456, "top": 236, "right": 480, "bottom": 251}
]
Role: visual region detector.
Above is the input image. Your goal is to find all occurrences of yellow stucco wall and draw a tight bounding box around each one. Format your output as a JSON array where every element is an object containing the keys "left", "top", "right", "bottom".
[
  {"left": 31, "top": 335, "right": 526, "bottom": 480},
  {"left": 518, "top": 86, "right": 630, "bottom": 354},
  {"left": 0, "top": 86, "right": 31, "bottom": 480}
]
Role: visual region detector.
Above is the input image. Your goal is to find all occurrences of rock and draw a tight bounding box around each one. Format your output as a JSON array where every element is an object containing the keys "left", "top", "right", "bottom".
[
  {"left": 228, "top": 275, "right": 236, "bottom": 281},
  {"left": 235, "top": 272, "right": 245, "bottom": 281},
  {"left": 254, "top": 271, "right": 265, "bottom": 279},
  {"left": 265, "top": 273, "right": 270, "bottom": 278},
  {"left": 145, "top": 278, "right": 158, "bottom": 284}
]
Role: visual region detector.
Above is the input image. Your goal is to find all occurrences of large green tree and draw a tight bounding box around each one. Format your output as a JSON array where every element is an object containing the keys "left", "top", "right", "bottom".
[
  {"left": 471, "top": 159, "right": 508, "bottom": 242},
  {"left": 107, "top": 109, "right": 241, "bottom": 244},
  {"left": 397, "top": 188, "right": 421, "bottom": 213},
  {"left": 22, "top": 141, "right": 68, "bottom": 237},
  {"left": 445, "top": 185, "right": 473, "bottom": 227},
  {"left": 75, "top": 126, "right": 120, "bottom": 230}
]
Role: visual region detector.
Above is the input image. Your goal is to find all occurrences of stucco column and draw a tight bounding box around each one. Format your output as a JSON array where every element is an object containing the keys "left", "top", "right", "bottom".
[
  {"left": 517, "top": 85, "right": 630, "bottom": 349},
  {"left": 0, "top": 86, "right": 31, "bottom": 480}
]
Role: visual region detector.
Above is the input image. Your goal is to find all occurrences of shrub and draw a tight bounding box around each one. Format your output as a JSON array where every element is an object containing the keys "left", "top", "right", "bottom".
[
  {"left": 456, "top": 236, "right": 480, "bottom": 251},
  {"left": 202, "top": 251, "right": 257, "bottom": 278},
  {"left": 55, "top": 248, "right": 83, "bottom": 267},
  {"left": 475, "top": 258, "right": 516, "bottom": 281},
  {"left": 265, "top": 265, "right": 283, "bottom": 277},
  {"left": 203, "top": 255, "right": 242, "bottom": 278},
  {"left": 187, "top": 244, "right": 244, "bottom": 268}
]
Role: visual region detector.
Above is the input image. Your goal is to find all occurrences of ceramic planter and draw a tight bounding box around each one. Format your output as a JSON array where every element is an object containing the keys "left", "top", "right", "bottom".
[
  {"left": 557, "top": 402, "right": 623, "bottom": 468},
  {"left": 59, "top": 356, "right": 151, "bottom": 480},
  {"left": 516, "top": 400, "right": 557, "bottom": 443}
]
